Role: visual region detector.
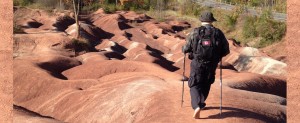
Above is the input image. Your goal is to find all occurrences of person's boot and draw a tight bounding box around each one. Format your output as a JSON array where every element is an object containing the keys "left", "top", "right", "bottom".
[{"left": 193, "top": 107, "right": 201, "bottom": 119}]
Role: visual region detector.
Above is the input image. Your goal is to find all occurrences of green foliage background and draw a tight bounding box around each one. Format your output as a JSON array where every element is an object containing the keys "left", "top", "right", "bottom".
[{"left": 13, "top": 0, "right": 286, "bottom": 48}]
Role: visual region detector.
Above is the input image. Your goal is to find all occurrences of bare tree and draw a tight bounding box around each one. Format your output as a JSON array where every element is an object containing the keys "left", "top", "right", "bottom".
[
  {"left": 60, "top": 0, "right": 62, "bottom": 9},
  {"left": 156, "top": 0, "right": 164, "bottom": 20},
  {"left": 72, "top": 0, "right": 81, "bottom": 39}
]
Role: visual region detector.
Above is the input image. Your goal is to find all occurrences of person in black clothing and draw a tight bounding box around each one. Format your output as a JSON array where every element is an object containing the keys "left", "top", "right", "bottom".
[{"left": 182, "top": 11, "right": 230, "bottom": 119}]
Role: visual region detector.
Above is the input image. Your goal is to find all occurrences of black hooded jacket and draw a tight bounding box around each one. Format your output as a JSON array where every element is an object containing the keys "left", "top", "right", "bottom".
[{"left": 182, "top": 25, "right": 230, "bottom": 87}]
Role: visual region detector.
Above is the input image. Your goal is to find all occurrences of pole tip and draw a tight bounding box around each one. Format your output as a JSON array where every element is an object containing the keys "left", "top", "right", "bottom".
[{"left": 181, "top": 76, "right": 189, "bottom": 81}]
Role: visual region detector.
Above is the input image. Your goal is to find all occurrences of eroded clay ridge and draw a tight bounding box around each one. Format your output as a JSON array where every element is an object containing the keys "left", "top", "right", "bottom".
[{"left": 13, "top": 7, "right": 286, "bottom": 123}]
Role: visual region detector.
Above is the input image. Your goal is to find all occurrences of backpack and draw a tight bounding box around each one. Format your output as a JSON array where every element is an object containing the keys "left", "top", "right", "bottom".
[{"left": 191, "top": 26, "right": 220, "bottom": 63}]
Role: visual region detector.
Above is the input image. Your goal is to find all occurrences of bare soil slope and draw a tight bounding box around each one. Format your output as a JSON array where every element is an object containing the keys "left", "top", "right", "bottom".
[
  {"left": 1, "top": 1, "right": 13, "bottom": 122},
  {"left": 13, "top": 8, "right": 287, "bottom": 123},
  {"left": 287, "top": 0, "right": 300, "bottom": 122}
]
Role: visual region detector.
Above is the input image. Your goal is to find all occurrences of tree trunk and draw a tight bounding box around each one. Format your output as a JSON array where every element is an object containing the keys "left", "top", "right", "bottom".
[
  {"left": 75, "top": 15, "right": 80, "bottom": 39},
  {"left": 72, "top": 0, "right": 80, "bottom": 39},
  {"left": 60, "top": 0, "right": 62, "bottom": 9}
]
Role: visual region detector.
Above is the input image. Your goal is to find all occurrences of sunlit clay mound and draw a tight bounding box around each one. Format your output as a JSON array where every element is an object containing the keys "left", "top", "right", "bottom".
[
  {"left": 121, "top": 11, "right": 151, "bottom": 23},
  {"left": 92, "top": 14, "right": 132, "bottom": 34}
]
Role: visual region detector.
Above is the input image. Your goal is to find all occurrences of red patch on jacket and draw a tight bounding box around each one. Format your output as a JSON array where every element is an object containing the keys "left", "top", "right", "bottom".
[{"left": 202, "top": 40, "right": 211, "bottom": 46}]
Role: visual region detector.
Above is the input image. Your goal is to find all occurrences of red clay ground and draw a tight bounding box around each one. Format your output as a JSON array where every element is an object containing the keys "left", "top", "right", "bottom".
[
  {"left": 13, "top": 7, "right": 287, "bottom": 122},
  {"left": 287, "top": 0, "right": 300, "bottom": 122},
  {"left": 1, "top": 0, "right": 13, "bottom": 122}
]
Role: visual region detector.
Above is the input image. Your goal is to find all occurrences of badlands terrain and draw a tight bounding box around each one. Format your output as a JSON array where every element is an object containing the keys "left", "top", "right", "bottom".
[{"left": 13, "top": 7, "right": 287, "bottom": 123}]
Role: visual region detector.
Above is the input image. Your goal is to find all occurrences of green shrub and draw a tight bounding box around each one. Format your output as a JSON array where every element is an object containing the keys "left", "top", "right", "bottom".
[
  {"left": 13, "top": 0, "right": 19, "bottom": 6},
  {"left": 192, "top": 6, "right": 203, "bottom": 17},
  {"left": 82, "top": 3, "right": 97, "bottom": 13},
  {"left": 34, "top": 0, "right": 58, "bottom": 8},
  {"left": 71, "top": 38, "right": 91, "bottom": 53},
  {"left": 224, "top": 13, "right": 238, "bottom": 31},
  {"left": 272, "top": 21, "right": 286, "bottom": 41},
  {"left": 130, "top": 6, "right": 136, "bottom": 11},
  {"left": 179, "top": 1, "right": 204, "bottom": 17},
  {"left": 222, "top": 0, "right": 286, "bottom": 13},
  {"left": 222, "top": 5, "right": 244, "bottom": 32},
  {"left": 242, "top": 15, "right": 258, "bottom": 38},
  {"left": 123, "top": 2, "right": 138, "bottom": 11},
  {"left": 256, "top": 9, "right": 286, "bottom": 47},
  {"left": 104, "top": 0, "right": 115, "bottom": 4},
  {"left": 259, "top": 9, "right": 273, "bottom": 21},
  {"left": 256, "top": 19, "right": 286, "bottom": 48},
  {"left": 249, "top": 0, "right": 260, "bottom": 7},
  {"left": 103, "top": 4, "right": 118, "bottom": 13},
  {"left": 242, "top": 9, "right": 286, "bottom": 48},
  {"left": 273, "top": 2, "right": 286, "bottom": 13},
  {"left": 14, "top": 0, "right": 34, "bottom": 6}
]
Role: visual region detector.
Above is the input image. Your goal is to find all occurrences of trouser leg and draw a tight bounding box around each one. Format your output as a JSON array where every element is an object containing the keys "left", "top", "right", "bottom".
[
  {"left": 202, "top": 84, "right": 211, "bottom": 101},
  {"left": 190, "top": 86, "right": 202, "bottom": 110},
  {"left": 190, "top": 84, "right": 212, "bottom": 109}
]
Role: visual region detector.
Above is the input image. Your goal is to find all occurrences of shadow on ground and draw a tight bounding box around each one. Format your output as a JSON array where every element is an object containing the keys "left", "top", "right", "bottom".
[{"left": 201, "top": 106, "right": 286, "bottom": 123}]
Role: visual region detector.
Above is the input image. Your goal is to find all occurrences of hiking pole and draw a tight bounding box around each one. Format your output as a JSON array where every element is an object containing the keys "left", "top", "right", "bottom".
[
  {"left": 181, "top": 53, "right": 186, "bottom": 107},
  {"left": 220, "top": 58, "right": 223, "bottom": 116}
]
